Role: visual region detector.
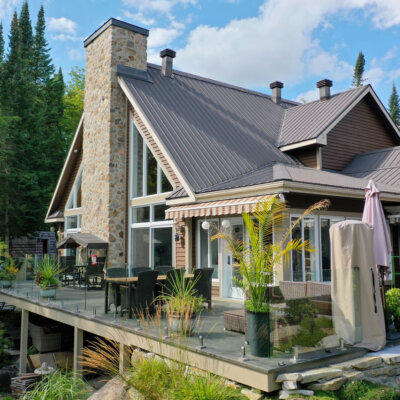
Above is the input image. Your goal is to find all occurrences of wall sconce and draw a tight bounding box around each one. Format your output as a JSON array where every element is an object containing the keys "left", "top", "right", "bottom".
[
  {"left": 174, "top": 233, "right": 180, "bottom": 242},
  {"left": 221, "top": 219, "right": 231, "bottom": 229},
  {"left": 201, "top": 220, "right": 210, "bottom": 230}
]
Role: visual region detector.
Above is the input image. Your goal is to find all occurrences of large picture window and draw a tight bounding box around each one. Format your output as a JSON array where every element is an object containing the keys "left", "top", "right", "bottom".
[
  {"left": 198, "top": 220, "right": 219, "bottom": 280},
  {"left": 131, "top": 125, "right": 172, "bottom": 198},
  {"left": 130, "top": 203, "right": 173, "bottom": 269}
]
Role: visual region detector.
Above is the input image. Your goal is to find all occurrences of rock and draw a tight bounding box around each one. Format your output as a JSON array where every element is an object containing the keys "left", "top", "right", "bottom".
[
  {"left": 342, "top": 371, "right": 363, "bottom": 381},
  {"left": 388, "top": 367, "right": 400, "bottom": 376},
  {"left": 300, "top": 368, "right": 342, "bottom": 384},
  {"left": 279, "top": 389, "right": 314, "bottom": 399},
  {"left": 276, "top": 372, "right": 301, "bottom": 383},
  {"left": 319, "top": 335, "right": 340, "bottom": 349},
  {"left": 396, "top": 376, "right": 400, "bottom": 386},
  {"left": 88, "top": 377, "right": 130, "bottom": 400},
  {"left": 308, "top": 376, "right": 347, "bottom": 391},
  {"left": 282, "top": 380, "right": 297, "bottom": 390},
  {"left": 382, "top": 355, "right": 400, "bottom": 365},
  {"left": 351, "top": 356, "right": 383, "bottom": 370},
  {"left": 241, "top": 388, "right": 264, "bottom": 400},
  {"left": 366, "top": 366, "right": 393, "bottom": 377}
]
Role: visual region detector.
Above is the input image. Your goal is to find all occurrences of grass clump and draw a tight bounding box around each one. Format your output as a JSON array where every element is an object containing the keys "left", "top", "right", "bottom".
[
  {"left": 339, "top": 380, "right": 398, "bottom": 400},
  {"left": 21, "top": 370, "right": 90, "bottom": 400}
]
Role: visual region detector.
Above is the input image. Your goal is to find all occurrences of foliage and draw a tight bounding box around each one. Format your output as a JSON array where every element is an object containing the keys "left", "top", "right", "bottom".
[
  {"left": 286, "top": 298, "right": 319, "bottom": 324},
  {"left": 0, "top": 2, "right": 65, "bottom": 240},
  {"left": 385, "top": 288, "right": 400, "bottom": 328},
  {"left": 0, "top": 321, "right": 12, "bottom": 367},
  {"left": 339, "top": 380, "right": 398, "bottom": 400},
  {"left": 0, "top": 241, "right": 18, "bottom": 281},
  {"left": 61, "top": 66, "right": 85, "bottom": 149},
  {"left": 212, "top": 197, "right": 329, "bottom": 313},
  {"left": 21, "top": 370, "right": 90, "bottom": 400},
  {"left": 389, "top": 82, "right": 400, "bottom": 127},
  {"left": 35, "top": 254, "right": 61, "bottom": 289},
  {"left": 352, "top": 51, "right": 366, "bottom": 87}
]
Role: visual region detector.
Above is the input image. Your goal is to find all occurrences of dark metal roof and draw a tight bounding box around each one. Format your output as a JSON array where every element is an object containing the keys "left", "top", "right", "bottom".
[
  {"left": 278, "top": 86, "right": 369, "bottom": 147},
  {"left": 167, "top": 186, "right": 189, "bottom": 199},
  {"left": 120, "top": 64, "right": 297, "bottom": 193},
  {"left": 57, "top": 233, "right": 108, "bottom": 249},
  {"left": 344, "top": 146, "right": 400, "bottom": 187}
]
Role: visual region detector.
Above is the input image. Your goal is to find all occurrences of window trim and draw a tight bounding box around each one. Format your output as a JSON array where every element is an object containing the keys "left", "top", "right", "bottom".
[
  {"left": 197, "top": 219, "right": 220, "bottom": 282},
  {"left": 65, "top": 214, "right": 82, "bottom": 234}
]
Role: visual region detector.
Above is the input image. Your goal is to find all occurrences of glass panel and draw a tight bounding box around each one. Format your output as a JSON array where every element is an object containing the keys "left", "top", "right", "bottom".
[
  {"left": 321, "top": 218, "right": 331, "bottom": 282},
  {"left": 147, "top": 149, "right": 157, "bottom": 195},
  {"left": 66, "top": 194, "right": 74, "bottom": 210},
  {"left": 133, "top": 127, "right": 143, "bottom": 198},
  {"left": 66, "top": 216, "right": 78, "bottom": 230},
  {"left": 231, "top": 224, "right": 243, "bottom": 289},
  {"left": 131, "top": 228, "right": 150, "bottom": 268},
  {"left": 304, "top": 218, "right": 316, "bottom": 281},
  {"left": 291, "top": 217, "right": 303, "bottom": 281},
  {"left": 161, "top": 170, "right": 173, "bottom": 193},
  {"left": 132, "top": 206, "right": 150, "bottom": 223},
  {"left": 210, "top": 234, "right": 218, "bottom": 279},
  {"left": 153, "top": 227, "right": 172, "bottom": 267},
  {"left": 154, "top": 204, "right": 167, "bottom": 221},
  {"left": 76, "top": 174, "right": 82, "bottom": 208},
  {"left": 199, "top": 226, "right": 208, "bottom": 268}
]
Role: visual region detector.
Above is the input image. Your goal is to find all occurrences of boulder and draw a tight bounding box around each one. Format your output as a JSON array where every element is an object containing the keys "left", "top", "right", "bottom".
[
  {"left": 300, "top": 368, "right": 342, "bottom": 383},
  {"left": 308, "top": 376, "right": 347, "bottom": 391},
  {"left": 88, "top": 377, "right": 130, "bottom": 400},
  {"left": 276, "top": 372, "right": 301, "bottom": 383},
  {"left": 282, "top": 380, "right": 297, "bottom": 390},
  {"left": 241, "top": 388, "right": 264, "bottom": 400}
]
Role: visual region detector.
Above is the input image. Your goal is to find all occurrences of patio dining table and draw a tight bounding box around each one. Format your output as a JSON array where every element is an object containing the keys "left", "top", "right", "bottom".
[{"left": 104, "top": 273, "right": 194, "bottom": 319}]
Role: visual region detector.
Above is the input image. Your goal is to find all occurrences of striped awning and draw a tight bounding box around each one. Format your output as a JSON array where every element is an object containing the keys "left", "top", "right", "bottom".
[{"left": 166, "top": 195, "right": 273, "bottom": 219}]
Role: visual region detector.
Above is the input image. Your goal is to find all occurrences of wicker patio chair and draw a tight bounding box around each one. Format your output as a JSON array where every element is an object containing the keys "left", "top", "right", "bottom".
[{"left": 193, "top": 268, "right": 214, "bottom": 310}]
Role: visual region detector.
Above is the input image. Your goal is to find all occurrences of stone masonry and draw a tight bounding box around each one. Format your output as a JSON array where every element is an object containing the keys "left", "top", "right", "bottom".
[{"left": 82, "top": 21, "right": 147, "bottom": 264}]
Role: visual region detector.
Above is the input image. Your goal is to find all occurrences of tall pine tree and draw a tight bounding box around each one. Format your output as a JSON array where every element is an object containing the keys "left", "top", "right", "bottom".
[
  {"left": 352, "top": 51, "right": 366, "bottom": 87},
  {"left": 389, "top": 82, "right": 400, "bottom": 128}
]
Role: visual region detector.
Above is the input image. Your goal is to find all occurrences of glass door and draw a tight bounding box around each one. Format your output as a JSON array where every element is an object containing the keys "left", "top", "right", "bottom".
[{"left": 222, "top": 219, "right": 244, "bottom": 299}]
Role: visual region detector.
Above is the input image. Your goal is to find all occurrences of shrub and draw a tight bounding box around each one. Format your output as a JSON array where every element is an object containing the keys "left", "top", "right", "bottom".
[
  {"left": 21, "top": 370, "right": 90, "bottom": 400},
  {"left": 386, "top": 288, "right": 400, "bottom": 329},
  {"left": 286, "top": 298, "right": 319, "bottom": 325},
  {"left": 340, "top": 380, "right": 398, "bottom": 400},
  {"left": 0, "top": 322, "right": 12, "bottom": 367}
]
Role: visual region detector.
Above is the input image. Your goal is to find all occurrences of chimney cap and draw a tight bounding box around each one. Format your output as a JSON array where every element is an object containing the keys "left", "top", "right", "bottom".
[
  {"left": 316, "top": 79, "right": 333, "bottom": 88},
  {"left": 270, "top": 81, "right": 284, "bottom": 89},
  {"left": 160, "top": 48, "right": 176, "bottom": 58}
]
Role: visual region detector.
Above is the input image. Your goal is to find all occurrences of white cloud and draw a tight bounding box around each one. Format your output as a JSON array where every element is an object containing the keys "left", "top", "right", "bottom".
[
  {"left": 122, "top": 0, "right": 196, "bottom": 15},
  {"left": 173, "top": 0, "right": 400, "bottom": 89},
  {"left": 52, "top": 34, "right": 80, "bottom": 42},
  {"left": 0, "top": 0, "right": 22, "bottom": 19},
  {"left": 296, "top": 89, "right": 319, "bottom": 103},
  {"left": 148, "top": 26, "right": 183, "bottom": 48},
  {"left": 123, "top": 10, "right": 156, "bottom": 26},
  {"left": 48, "top": 17, "right": 77, "bottom": 35},
  {"left": 68, "top": 48, "right": 85, "bottom": 61}
]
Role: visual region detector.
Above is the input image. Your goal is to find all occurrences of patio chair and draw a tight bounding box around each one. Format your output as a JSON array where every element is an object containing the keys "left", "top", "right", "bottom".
[
  {"left": 61, "top": 264, "right": 80, "bottom": 286},
  {"left": 193, "top": 268, "right": 214, "bottom": 310},
  {"left": 131, "top": 267, "right": 151, "bottom": 277},
  {"left": 154, "top": 265, "right": 174, "bottom": 275},
  {"left": 121, "top": 270, "right": 159, "bottom": 317},
  {"left": 106, "top": 267, "right": 128, "bottom": 313},
  {"left": 84, "top": 263, "right": 105, "bottom": 289}
]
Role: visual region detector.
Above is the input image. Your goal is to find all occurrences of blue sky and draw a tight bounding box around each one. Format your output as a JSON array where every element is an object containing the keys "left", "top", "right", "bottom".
[{"left": 2, "top": 0, "right": 400, "bottom": 105}]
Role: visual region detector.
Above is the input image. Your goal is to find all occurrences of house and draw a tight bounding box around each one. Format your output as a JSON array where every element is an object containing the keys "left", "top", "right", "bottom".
[{"left": 45, "top": 18, "right": 400, "bottom": 299}]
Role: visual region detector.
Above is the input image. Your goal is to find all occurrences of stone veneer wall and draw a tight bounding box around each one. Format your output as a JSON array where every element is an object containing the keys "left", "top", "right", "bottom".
[{"left": 82, "top": 24, "right": 147, "bottom": 265}]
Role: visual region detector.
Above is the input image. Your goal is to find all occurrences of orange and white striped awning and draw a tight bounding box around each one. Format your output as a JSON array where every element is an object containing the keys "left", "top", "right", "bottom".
[{"left": 166, "top": 195, "right": 273, "bottom": 219}]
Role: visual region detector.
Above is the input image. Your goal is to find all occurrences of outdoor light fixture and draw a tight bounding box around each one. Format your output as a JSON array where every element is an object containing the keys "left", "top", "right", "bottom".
[
  {"left": 201, "top": 220, "right": 210, "bottom": 230},
  {"left": 174, "top": 233, "right": 180, "bottom": 242},
  {"left": 221, "top": 219, "right": 231, "bottom": 229}
]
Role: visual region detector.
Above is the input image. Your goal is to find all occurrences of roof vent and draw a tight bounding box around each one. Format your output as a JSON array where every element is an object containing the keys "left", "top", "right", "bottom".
[
  {"left": 317, "top": 79, "right": 333, "bottom": 100},
  {"left": 269, "top": 81, "right": 284, "bottom": 104},
  {"left": 160, "top": 48, "right": 176, "bottom": 77}
]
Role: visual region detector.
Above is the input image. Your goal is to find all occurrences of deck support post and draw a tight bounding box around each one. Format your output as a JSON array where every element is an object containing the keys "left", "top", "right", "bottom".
[
  {"left": 73, "top": 327, "right": 84, "bottom": 375},
  {"left": 19, "top": 309, "right": 29, "bottom": 374},
  {"left": 119, "top": 343, "right": 131, "bottom": 374}
]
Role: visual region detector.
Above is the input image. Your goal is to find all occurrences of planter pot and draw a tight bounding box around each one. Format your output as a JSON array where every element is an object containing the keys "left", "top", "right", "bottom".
[
  {"left": 168, "top": 312, "right": 197, "bottom": 336},
  {"left": 40, "top": 285, "right": 57, "bottom": 298},
  {"left": 246, "top": 310, "right": 271, "bottom": 357},
  {"left": 0, "top": 280, "right": 13, "bottom": 289}
]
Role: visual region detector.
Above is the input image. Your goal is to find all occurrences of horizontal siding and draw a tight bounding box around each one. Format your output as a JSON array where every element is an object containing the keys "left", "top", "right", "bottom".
[
  {"left": 322, "top": 98, "right": 396, "bottom": 170},
  {"left": 175, "top": 219, "right": 186, "bottom": 268},
  {"left": 290, "top": 148, "right": 317, "bottom": 168},
  {"left": 212, "top": 285, "right": 220, "bottom": 297}
]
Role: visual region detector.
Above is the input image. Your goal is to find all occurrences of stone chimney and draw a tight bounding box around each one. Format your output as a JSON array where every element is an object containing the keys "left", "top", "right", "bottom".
[
  {"left": 269, "top": 81, "right": 284, "bottom": 104},
  {"left": 82, "top": 19, "right": 149, "bottom": 265},
  {"left": 160, "top": 48, "right": 176, "bottom": 77},
  {"left": 317, "top": 79, "right": 333, "bottom": 100}
]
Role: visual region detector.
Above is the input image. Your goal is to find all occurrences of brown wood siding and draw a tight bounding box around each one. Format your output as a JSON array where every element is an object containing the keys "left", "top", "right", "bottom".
[
  {"left": 175, "top": 218, "right": 186, "bottom": 268},
  {"left": 60, "top": 149, "right": 82, "bottom": 210},
  {"left": 131, "top": 106, "right": 181, "bottom": 189},
  {"left": 192, "top": 218, "right": 197, "bottom": 268},
  {"left": 290, "top": 148, "right": 317, "bottom": 168},
  {"left": 322, "top": 97, "right": 396, "bottom": 171},
  {"left": 212, "top": 285, "right": 220, "bottom": 297}
]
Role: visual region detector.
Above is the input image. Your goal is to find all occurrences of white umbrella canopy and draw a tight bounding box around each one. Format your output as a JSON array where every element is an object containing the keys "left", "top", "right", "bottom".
[{"left": 362, "top": 180, "right": 392, "bottom": 269}]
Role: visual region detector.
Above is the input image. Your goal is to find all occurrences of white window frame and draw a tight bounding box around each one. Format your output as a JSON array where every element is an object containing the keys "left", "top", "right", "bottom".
[
  {"left": 130, "top": 203, "right": 173, "bottom": 270},
  {"left": 65, "top": 214, "right": 82, "bottom": 235},
  {"left": 66, "top": 169, "right": 82, "bottom": 210},
  {"left": 197, "top": 219, "right": 220, "bottom": 282},
  {"left": 130, "top": 122, "right": 173, "bottom": 200}
]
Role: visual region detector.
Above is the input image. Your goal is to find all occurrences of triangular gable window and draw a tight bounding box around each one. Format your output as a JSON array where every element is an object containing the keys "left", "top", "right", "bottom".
[{"left": 66, "top": 169, "right": 82, "bottom": 209}]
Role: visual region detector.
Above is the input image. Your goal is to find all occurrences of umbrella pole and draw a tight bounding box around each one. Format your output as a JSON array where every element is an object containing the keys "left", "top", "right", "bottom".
[{"left": 378, "top": 265, "right": 389, "bottom": 333}]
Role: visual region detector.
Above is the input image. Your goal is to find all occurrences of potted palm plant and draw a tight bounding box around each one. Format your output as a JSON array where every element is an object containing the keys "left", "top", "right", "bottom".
[
  {"left": 158, "top": 271, "right": 205, "bottom": 336},
  {"left": 0, "top": 241, "right": 18, "bottom": 288},
  {"left": 35, "top": 255, "right": 61, "bottom": 298},
  {"left": 213, "top": 196, "right": 329, "bottom": 357}
]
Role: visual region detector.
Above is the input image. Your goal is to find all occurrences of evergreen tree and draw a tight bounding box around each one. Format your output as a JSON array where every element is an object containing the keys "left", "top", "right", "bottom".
[
  {"left": 389, "top": 82, "right": 400, "bottom": 127},
  {"left": 352, "top": 51, "right": 366, "bottom": 87}
]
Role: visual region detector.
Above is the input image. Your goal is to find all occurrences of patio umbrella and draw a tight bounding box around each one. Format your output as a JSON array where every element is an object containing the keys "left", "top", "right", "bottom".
[{"left": 362, "top": 180, "right": 392, "bottom": 270}]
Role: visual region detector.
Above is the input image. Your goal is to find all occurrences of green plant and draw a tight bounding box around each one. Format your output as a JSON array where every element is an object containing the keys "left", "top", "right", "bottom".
[
  {"left": 340, "top": 380, "right": 398, "bottom": 400},
  {"left": 212, "top": 197, "right": 329, "bottom": 313},
  {"left": 35, "top": 255, "right": 61, "bottom": 290},
  {"left": 0, "top": 322, "right": 12, "bottom": 367},
  {"left": 21, "top": 370, "right": 90, "bottom": 400},
  {"left": 386, "top": 288, "right": 400, "bottom": 328},
  {"left": 0, "top": 241, "right": 18, "bottom": 281},
  {"left": 286, "top": 298, "right": 319, "bottom": 325}
]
